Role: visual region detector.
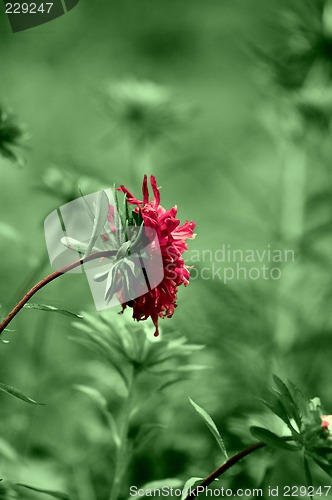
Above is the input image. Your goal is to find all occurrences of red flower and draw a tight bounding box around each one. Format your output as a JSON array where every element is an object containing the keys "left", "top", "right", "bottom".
[
  {"left": 321, "top": 415, "right": 332, "bottom": 431},
  {"left": 117, "top": 175, "right": 196, "bottom": 336}
]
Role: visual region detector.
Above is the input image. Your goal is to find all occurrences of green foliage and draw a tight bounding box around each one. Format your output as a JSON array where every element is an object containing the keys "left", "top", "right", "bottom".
[
  {"left": 71, "top": 311, "right": 204, "bottom": 391},
  {"left": 2, "top": 0, "right": 332, "bottom": 497},
  {"left": 250, "top": 427, "right": 299, "bottom": 451},
  {"left": 102, "top": 79, "right": 193, "bottom": 144},
  {"left": 83, "top": 190, "right": 110, "bottom": 259},
  {"left": 23, "top": 303, "right": 83, "bottom": 319},
  {"left": 39, "top": 166, "right": 106, "bottom": 204},
  {"left": 258, "top": 0, "right": 332, "bottom": 90},
  {"left": 0, "top": 479, "right": 18, "bottom": 500},
  {"left": 0, "top": 382, "right": 43, "bottom": 405},
  {"left": 0, "top": 105, "right": 25, "bottom": 165},
  {"left": 189, "top": 398, "right": 228, "bottom": 460},
  {"left": 251, "top": 376, "right": 332, "bottom": 478},
  {"left": 16, "top": 484, "right": 71, "bottom": 499}
]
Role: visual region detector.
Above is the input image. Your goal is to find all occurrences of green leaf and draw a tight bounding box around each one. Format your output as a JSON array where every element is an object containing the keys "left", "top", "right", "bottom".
[
  {"left": 84, "top": 190, "right": 110, "bottom": 258},
  {"left": 250, "top": 426, "right": 299, "bottom": 451},
  {"left": 0, "top": 383, "right": 44, "bottom": 405},
  {"left": 133, "top": 424, "right": 167, "bottom": 456},
  {"left": 74, "top": 384, "right": 107, "bottom": 409},
  {"left": 311, "top": 455, "right": 332, "bottom": 478},
  {"left": 189, "top": 398, "right": 229, "bottom": 460},
  {"left": 132, "top": 210, "right": 143, "bottom": 226},
  {"left": 69, "top": 334, "right": 131, "bottom": 392},
  {"left": 60, "top": 236, "right": 100, "bottom": 254},
  {"left": 74, "top": 384, "right": 120, "bottom": 446},
  {"left": 23, "top": 303, "right": 83, "bottom": 319},
  {"left": 272, "top": 376, "right": 301, "bottom": 429},
  {"left": 287, "top": 380, "right": 311, "bottom": 421},
  {"left": 181, "top": 477, "right": 203, "bottom": 500},
  {"left": 303, "top": 456, "right": 314, "bottom": 498},
  {"left": 259, "top": 390, "right": 296, "bottom": 434},
  {"left": 16, "top": 483, "right": 71, "bottom": 499}
]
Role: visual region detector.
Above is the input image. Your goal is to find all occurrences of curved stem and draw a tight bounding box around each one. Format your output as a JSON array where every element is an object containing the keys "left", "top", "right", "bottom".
[
  {"left": 0, "top": 250, "right": 117, "bottom": 335},
  {"left": 184, "top": 442, "right": 266, "bottom": 500}
]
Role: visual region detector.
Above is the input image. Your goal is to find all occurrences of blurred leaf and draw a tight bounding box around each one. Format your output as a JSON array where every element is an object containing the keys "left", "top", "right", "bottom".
[
  {"left": 0, "top": 382, "right": 43, "bottom": 405},
  {"left": 250, "top": 426, "right": 299, "bottom": 451},
  {"left": 303, "top": 456, "right": 314, "bottom": 496},
  {"left": 17, "top": 483, "right": 71, "bottom": 499},
  {"left": 0, "top": 222, "right": 37, "bottom": 265},
  {"left": 148, "top": 364, "right": 206, "bottom": 375},
  {"left": 0, "top": 105, "right": 25, "bottom": 165},
  {"left": 189, "top": 398, "right": 228, "bottom": 460},
  {"left": 0, "top": 223, "right": 23, "bottom": 244},
  {"left": 74, "top": 384, "right": 107, "bottom": 409},
  {"left": 69, "top": 325, "right": 131, "bottom": 391},
  {"left": 0, "top": 437, "right": 18, "bottom": 461},
  {"left": 103, "top": 79, "right": 193, "bottom": 144},
  {"left": 74, "top": 384, "right": 120, "bottom": 446},
  {"left": 23, "top": 303, "right": 83, "bottom": 319},
  {"left": 132, "top": 423, "right": 167, "bottom": 456}
]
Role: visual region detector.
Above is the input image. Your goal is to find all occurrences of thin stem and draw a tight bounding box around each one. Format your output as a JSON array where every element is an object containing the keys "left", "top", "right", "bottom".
[
  {"left": 0, "top": 250, "right": 116, "bottom": 335},
  {"left": 109, "top": 366, "right": 136, "bottom": 500},
  {"left": 184, "top": 442, "right": 266, "bottom": 500}
]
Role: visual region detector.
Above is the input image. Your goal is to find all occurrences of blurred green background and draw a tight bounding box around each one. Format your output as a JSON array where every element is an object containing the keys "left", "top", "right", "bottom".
[{"left": 1, "top": 0, "right": 332, "bottom": 498}]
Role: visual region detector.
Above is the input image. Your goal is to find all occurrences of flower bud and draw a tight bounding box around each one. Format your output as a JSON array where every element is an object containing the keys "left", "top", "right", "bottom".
[{"left": 321, "top": 415, "right": 332, "bottom": 431}]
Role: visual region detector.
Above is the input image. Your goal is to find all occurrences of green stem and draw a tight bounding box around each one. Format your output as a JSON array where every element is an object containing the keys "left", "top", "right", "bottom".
[
  {"left": 0, "top": 250, "right": 117, "bottom": 335},
  {"left": 109, "top": 366, "right": 136, "bottom": 500}
]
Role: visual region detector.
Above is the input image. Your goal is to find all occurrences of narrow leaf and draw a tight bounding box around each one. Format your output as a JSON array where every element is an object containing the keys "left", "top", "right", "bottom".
[
  {"left": 60, "top": 236, "right": 100, "bottom": 254},
  {"left": 250, "top": 426, "right": 299, "bottom": 451},
  {"left": 0, "top": 383, "right": 43, "bottom": 405},
  {"left": 24, "top": 303, "right": 83, "bottom": 319},
  {"left": 273, "top": 375, "right": 301, "bottom": 428},
  {"left": 0, "top": 437, "right": 18, "bottom": 461},
  {"left": 17, "top": 484, "right": 71, "bottom": 500},
  {"left": 74, "top": 385, "right": 107, "bottom": 410},
  {"left": 189, "top": 398, "right": 228, "bottom": 460}
]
